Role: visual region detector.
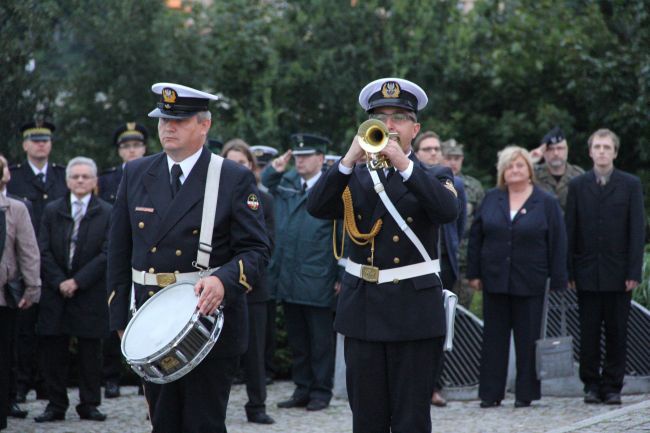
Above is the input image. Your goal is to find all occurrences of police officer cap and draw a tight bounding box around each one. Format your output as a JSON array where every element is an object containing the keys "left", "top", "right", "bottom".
[
  {"left": 291, "top": 133, "right": 331, "bottom": 156},
  {"left": 148, "top": 82, "right": 219, "bottom": 119},
  {"left": 250, "top": 145, "right": 279, "bottom": 167},
  {"left": 358, "top": 77, "right": 428, "bottom": 113},
  {"left": 21, "top": 119, "right": 55, "bottom": 141},
  {"left": 541, "top": 126, "right": 565, "bottom": 146},
  {"left": 441, "top": 139, "right": 464, "bottom": 156},
  {"left": 113, "top": 122, "right": 149, "bottom": 147}
]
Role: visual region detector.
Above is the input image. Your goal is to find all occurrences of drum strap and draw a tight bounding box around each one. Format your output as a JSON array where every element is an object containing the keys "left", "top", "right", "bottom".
[{"left": 196, "top": 154, "right": 224, "bottom": 269}]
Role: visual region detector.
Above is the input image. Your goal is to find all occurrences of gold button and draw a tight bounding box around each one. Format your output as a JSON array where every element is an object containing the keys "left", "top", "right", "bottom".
[
  {"left": 175, "top": 250, "right": 182, "bottom": 256},
  {"left": 43, "top": 193, "right": 48, "bottom": 199},
  {"left": 406, "top": 217, "right": 413, "bottom": 223},
  {"left": 367, "top": 257, "right": 372, "bottom": 263},
  {"left": 357, "top": 214, "right": 362, "bottom": 220},
  {"left": 148, "top": 290, "right": 155, "bottom": 297},
  {"left": 138, "top": 221, "right": 145, "bottom": 229},
  {"left": 392, "top": 235, "right": 400, "bottom": 242},
  {"left": 192, "top": 229, "right": 199, "bottom": 235},
  {"left": 392, "top": 278, "right": 400, "bottom": 284},
  {"left": 148, "top": 267, "right": 155, "bottom": 273},
  {"left": 151, "top": 247, "right": 157, "bottom": 253},
  {"left": 393, "top": 257, "right": 400, "bottom": 264}
]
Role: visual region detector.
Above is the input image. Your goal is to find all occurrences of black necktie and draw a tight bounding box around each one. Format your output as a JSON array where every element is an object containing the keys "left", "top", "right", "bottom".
[
  {"left": 36, "top": 173, "right": 45, "bottom": 184},
  {"left": 301, "top": 182, "right": 307, "bottom": 194},
  {"left": 386, "top": 167, "right": 395, "bottom": 181},
  {"left": 171, "top": 164, "right": 183, "bottom": 197}
]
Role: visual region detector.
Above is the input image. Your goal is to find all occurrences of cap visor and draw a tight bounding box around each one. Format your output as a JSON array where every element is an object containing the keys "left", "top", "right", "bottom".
[
  {"left": 148, "top": 108, "right": 196, "bottom": 119},
  {"left": 292, "top": 149, "right": 319, "bottom": 156},
  {"left": 26, "top": 134, "right": 52, "bottom": 141},
  {"left": 367, "top": 99, "right": 416, "bottom": 113}
]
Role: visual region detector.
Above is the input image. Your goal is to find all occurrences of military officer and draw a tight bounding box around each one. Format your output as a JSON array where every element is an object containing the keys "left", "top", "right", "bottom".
[
  {"left": 107, "top": 82, "right": 270, "bottom": 433},
  {"left": 97, "top": 122, "right": 149, "bottom": 204},
  {"left": 307, "top": 78, "right": 458, "bottom": 433},
  {"left": 8, "top": 120, "right": 68, "bottom": 404},
  {"left": 531, "top": 126, "right": 584, "bottom": 211}
]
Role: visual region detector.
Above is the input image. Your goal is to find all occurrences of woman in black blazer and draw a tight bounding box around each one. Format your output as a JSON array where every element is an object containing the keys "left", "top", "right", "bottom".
[{"left": 467, "top": 146, "right": 567, "bottom": 408}]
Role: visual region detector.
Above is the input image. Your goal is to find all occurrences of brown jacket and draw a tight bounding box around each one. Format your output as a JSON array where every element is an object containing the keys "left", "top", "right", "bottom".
[{"left": 0, "top": 193, "right": 41, "bottom": 306}]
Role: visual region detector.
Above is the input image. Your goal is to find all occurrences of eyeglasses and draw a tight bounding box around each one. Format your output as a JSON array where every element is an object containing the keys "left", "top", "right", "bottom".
[
  {"left": 369, "top": 112, "right": 416, "bottom": 123},
  {"left": 119, "top": 142, "right": 145, "bottom": 150},
  {"left": 418, "top": 146, "right": 441, "bottom": 153},
  {"left": 68, "top": 174, "right": 95, "bottom": 180}
]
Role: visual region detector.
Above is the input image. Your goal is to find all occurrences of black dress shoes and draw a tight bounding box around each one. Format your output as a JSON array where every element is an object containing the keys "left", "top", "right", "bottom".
[
  {"left": 9, "top": 403, "right": 28, "bottom": 418},
  {"left": 514, "top": 399, "right": 531, "bottom": 408},
  {"left": 306, "top": 399, "right": 329, "bottom": 411},
  {"left": 603, "top": 393, "right": 622, "bottom": 405},
  {"left": 480, "top": 400, "right": 501, "bottom": 408},
  {"left": 247, "top": 412, "right": 275, "bottom": 424},
  {"left": 277, "top": 395, "right": 309, "bottom": 408},
  {"left": 77, "top": 406, "right": 107, "bottom": 421},
  {"left": 34, "top": 409, "right": 65, "bottom": 423},
  {"left": 104, "top": 381, "right": 121, "bottom": 399},
  {"left": 584, "top": 390, "right": 602, "bottom": 404}
]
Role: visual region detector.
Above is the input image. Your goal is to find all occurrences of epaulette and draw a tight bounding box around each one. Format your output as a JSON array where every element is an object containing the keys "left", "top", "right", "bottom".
[
  {"left": 9, "top": 163, "right": 22, "bottom": 170},
  {"left": 100, "top": 166, "right": 118, "bottom": 175},
  {"left": 50, "top": 163, "right": 66, "bottom": 170}
]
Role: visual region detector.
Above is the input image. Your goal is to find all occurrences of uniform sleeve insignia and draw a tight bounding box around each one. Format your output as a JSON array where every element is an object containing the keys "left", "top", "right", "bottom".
[
  {"left": 108, "top": 290, "right": 116, "bottom": 305},
  {"left": 246, "top": 194, "right": 260, "bottom": 211},
  {"left": 444, "top": 179, "right": 458, "bottom": 197},
  {"left": 238, "top": 259, "right": 252, "bottom": 293}
]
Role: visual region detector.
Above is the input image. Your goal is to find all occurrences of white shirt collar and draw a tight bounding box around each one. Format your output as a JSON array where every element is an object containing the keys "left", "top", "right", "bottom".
[
  {"left": 301, "top": 170, "right": 323, "bottom": 191},
  {"left": 166, "top": 147, "right": 203, "bottom": 185},
  {"left": 70, "top": 193, "right": 92, "bottom": 214},
  {"left": 28, "top": 160, "right": 48, "bottom": 179}
]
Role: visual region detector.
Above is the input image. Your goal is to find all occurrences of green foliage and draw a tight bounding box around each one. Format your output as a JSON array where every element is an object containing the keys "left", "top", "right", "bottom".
[{"left": 633, "top": 250, "right": 650, "bottom": 309}]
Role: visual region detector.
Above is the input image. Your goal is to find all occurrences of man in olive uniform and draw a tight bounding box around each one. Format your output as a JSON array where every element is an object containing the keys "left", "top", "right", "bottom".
[
  {"left": 107, "top": 82, "right": 270, "bottom": 433},
  {"left": 97, "top": 122, "right": 149, "bottom": 204},
  {"left": 441, "top": 139, "right": 484, "bottom": 308},
  {"left": 531, "top": 126, "right": 584, "bottom": 211},
  {"left": 8, "top": 120, "right": 68, "bottom": 403},
  {"left": 308, "top": 78, "right": 458, "bottom": 433}
]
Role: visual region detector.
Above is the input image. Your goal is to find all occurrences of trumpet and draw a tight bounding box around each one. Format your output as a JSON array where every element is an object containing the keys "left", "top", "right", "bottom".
[{"left": 357, "top": 119, "right": 399, "bottom": 170}]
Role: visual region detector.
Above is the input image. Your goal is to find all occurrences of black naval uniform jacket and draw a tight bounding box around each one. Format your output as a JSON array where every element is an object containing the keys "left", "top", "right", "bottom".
[
  {"left": 107, "top": 147, "right": 271, "bottom": 358},
  {"left": 7, "top": 161, "right": 68, "bottom": 234},
  {"left": 307, "top": 155, "right": 458, "bottom": 341},
  {"left": 97, "top": 165, "right": 123, "bottom": 204},
  {"left": 37, "top": 195, "right": 111, "bottom": 338}
]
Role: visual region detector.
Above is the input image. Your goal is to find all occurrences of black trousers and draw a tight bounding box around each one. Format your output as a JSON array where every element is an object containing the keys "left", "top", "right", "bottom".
[
  {"left": 14, "top": 304, "right": 44, "bottom": 394},
  {"left": 0, "top": 307, "right": 17, "bottom": 430},
  {"left": 102, "top": 331, "right": 123, "bottom": 385},
  {"left": 144, "top": 354, "right": 238, "bottom": 433},
  {"left": 40, "top": 336, "right": 102, "bottom": 413},
  {"left": 283, "top": 303, "right": 334, "bottom": 402},
  {"left": 577, "top": 290, "right": 631, "bottom": 395},
  {"left": 479, "top": 292, "right": 544, "bottom": 403},
  {"left": 243, "top": 302, "right": 268, "bottom": 415},
  {"left": 264, "top": 300, "right": 277, "bottom": 378},
  {"left": 345, "top": 336, "right": 442, "bottom": 433}
]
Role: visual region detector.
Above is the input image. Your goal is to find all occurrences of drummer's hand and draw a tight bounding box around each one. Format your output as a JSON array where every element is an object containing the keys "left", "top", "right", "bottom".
[
  {"left": 194, "top": 276, "right": 225, "bottom": 316},
  {"left": 379, "top": 139, "right": 410, "bottom": 171},
  {"left": 341, "top": 136, "right": 365, "bottom": 169}
]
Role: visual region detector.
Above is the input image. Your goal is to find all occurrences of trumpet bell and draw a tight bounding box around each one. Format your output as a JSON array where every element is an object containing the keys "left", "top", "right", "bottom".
[{"left": 357, "top": 119, "right": 396, "bottom": 170}]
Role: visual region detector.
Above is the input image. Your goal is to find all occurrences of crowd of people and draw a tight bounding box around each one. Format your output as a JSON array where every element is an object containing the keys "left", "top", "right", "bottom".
[{"left": 0, "top": 77, "right": 645, "bottom": 433}]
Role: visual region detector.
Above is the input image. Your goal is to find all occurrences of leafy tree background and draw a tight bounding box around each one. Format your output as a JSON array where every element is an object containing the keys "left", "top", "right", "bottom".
[{"left": 2, "top": 0, "right": 649, "bottom": 377}]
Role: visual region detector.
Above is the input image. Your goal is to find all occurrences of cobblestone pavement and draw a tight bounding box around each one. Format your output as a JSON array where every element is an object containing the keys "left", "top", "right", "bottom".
[{"left": 4, "top": 382, "right": 649, "bottom": 433}]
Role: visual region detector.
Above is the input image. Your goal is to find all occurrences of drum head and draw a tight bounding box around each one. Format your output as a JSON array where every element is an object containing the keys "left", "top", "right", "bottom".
[{"left": 123, "top": 282, "right": 198, "bottom": 360}]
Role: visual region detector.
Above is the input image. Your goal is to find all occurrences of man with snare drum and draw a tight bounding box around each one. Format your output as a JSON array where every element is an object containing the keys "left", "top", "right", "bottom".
[
  {"left": 107, "top": 83, "right": 270, "bottom": 433},
  {"left": 307, "top": 78, "right": 458, "bottom": 433}
]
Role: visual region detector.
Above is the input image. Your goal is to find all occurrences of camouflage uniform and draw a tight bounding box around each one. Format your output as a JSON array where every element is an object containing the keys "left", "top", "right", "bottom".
[
  {"left": 534, "top": 162, "right": 584, "bottom": 211},
  {"left": 456, "top": 173, "right": 484, "bottom": 307}
]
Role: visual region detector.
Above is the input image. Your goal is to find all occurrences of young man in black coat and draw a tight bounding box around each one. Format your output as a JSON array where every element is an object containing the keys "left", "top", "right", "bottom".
[
  {"left": 566, "top": 128, "right": 645, "bottom": 405},
  {"left": 35, "top": 157, "right": 111, "bottom": 422}
]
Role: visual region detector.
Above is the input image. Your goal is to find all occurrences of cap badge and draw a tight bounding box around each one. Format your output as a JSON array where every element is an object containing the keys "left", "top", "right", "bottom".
[
  {"left": 247, "top": 194, "right": 260, "bottom": 211},
  {"left": 381, "top": 81, "right": 401, "bottom": 99},
  {"left": 162, "top": 88, "right": 177, "bottom": 108},
  {"left": 126, "top": 122, "right": 136, "bottom": 131}
]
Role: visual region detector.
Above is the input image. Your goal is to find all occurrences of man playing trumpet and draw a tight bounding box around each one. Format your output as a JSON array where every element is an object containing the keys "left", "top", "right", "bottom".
[{"left": 307, "top": 78, "right": 459, "bottom": 433}]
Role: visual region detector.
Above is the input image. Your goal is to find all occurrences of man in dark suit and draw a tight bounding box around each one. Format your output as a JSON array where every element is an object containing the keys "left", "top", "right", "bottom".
[
  {"left": 97, "top": 121, "right": 149, "bottom": 400},
  {"left": 307, "top": 78, "right": 458, "bottom": 433},
  {"left": 7, "top": 120, "right": 68, "bottom": 403},
  {"left": 107, "top": 83, "right": 270, "bottom": 433},
  {"left": 34, "top": 157, "right": 111, "bottom": 422},
  {"left": 566, "top": 128, "right": 645, "bottom": 405}
]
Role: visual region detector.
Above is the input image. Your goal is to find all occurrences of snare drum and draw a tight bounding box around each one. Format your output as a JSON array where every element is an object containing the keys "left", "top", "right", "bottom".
[{"left": 121, "top": 281, "right": 224, "bottom": 384}]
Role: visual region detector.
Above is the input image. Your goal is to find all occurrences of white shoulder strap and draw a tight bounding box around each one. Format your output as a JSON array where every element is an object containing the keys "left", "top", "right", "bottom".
[
  {"left": 195, "top": 154, "right": 224, "bottom": 269},
  {"left": 368, "top": 170, "right": 432, "bottom": 262}
]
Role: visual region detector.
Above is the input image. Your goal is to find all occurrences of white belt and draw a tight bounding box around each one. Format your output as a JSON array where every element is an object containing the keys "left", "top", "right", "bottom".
[
  {"left": 131, "top": 267, "right": 219, "bottom": 287},
  {"left": 344, "top": 259, "right": 440, "bottom": 284}
]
